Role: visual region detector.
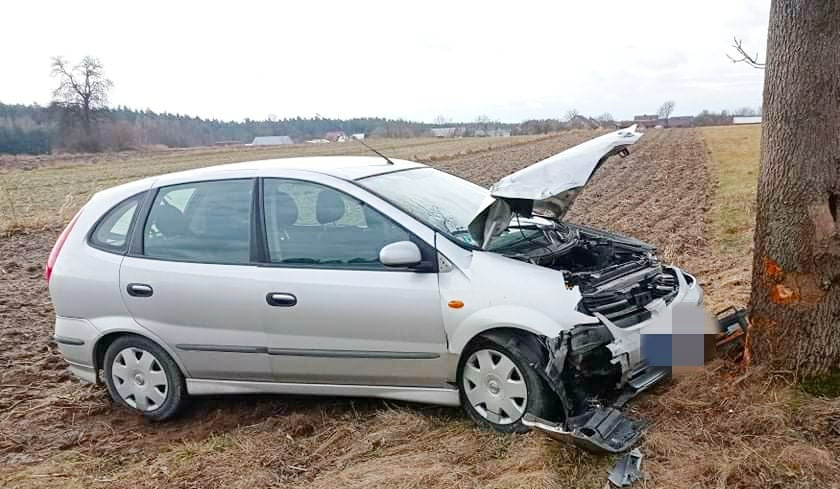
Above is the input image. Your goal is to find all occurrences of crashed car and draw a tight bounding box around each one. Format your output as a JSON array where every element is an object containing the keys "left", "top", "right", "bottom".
[{"left": 48, "top": 126, "right": 703, "bottom": 448}]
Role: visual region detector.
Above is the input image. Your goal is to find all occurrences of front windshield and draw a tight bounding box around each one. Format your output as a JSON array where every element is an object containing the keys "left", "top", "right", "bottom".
[
  {"left": 359, "top": 167, "right": 545, "bottom": 249},
  {"left": 359, "top": 168, "right": 488, "bottom": 247}
]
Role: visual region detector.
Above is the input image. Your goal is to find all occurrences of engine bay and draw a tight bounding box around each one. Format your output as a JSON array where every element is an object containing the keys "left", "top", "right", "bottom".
[{"left": 500, "top": 222, "right": 680, "bottom": 327}]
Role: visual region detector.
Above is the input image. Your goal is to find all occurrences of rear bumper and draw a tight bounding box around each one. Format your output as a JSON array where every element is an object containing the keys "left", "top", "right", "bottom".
[
  {"left": 54, "top": 316, "right": 99, "bottom": 383},
  {"left": 65, "top": 360, "right": 98, "bottom": 383}
]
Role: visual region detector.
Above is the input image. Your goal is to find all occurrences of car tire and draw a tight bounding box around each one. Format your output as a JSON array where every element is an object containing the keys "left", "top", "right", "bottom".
[
  {"left": 457, "top": 334, "right": 557, "bottom": 433},
  {"left": 103, "top": 335, "right": 186, "bottom": 421}
]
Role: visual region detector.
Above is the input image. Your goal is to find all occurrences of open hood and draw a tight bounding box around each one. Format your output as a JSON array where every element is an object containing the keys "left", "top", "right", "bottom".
[{"left": 468, "top": 125, "right": 643, "bottom": 248}]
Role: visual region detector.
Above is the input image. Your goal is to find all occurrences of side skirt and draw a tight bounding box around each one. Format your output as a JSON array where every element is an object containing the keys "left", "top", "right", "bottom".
[{"left": 186, "top": 378, "right": 461, "bottom": 407}]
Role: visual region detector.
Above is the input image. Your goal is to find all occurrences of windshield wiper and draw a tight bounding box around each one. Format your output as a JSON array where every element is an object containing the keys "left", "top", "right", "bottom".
[
  {"left": 347, "top": 258, "right": 378, "bottom": 264},
  {"left": 280, "top": 258, "right": 343, "bottom": 265}
]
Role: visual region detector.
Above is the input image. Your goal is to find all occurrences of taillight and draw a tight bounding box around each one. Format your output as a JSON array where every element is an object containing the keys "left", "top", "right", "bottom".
[{"left": 45, "top": 209, "right": 83, "bottom": 283}]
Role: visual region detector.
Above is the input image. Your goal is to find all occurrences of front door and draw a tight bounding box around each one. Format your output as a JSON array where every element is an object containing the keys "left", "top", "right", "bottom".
[
  {"left": 120, "top": 178, "right": 272, "bottom": 381},
  {"left": 258, "top": 178, "right": 447, "bottom": 387}
]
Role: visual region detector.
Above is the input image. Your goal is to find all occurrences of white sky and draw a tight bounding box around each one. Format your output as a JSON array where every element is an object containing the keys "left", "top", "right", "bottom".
[{"left": 0, "top": 0, "right": 769, "bottom": 123}]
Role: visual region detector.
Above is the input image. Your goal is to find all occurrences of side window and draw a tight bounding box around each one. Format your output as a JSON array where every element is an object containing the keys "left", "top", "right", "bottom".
[
  {"left": 263, "top": 178, "right": 411, "bottom": 267},
  {"left": 144, "top": 179, "right": 253, "bottom": 264},
  {"left": 90, "top": 195, "right": 141, "bottom": 252}
]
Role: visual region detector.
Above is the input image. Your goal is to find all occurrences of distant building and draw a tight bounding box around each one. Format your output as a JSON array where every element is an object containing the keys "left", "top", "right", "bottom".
[
  {"left": 306, "top": 138, "right": 331, "bottom": 144},
  {"left": 595, "top": 119, "right": 620, "bottom": 129},
  {"left": 662, "top": 115, "right": 694, "bottom": 128},
  {"left": 324, "top": 131, "right": 347, "bottom": 142},
  {"left": 252, "top": 136, "right": 293, "bottom": 145},
  {"left": 351, "top": 133, "right": 365, "bottom": 140},
  {"left": 473, "top": 128, "right": 511, "bottom": 137},
  {"left": 431, "top": 127, "right": 460, "bottom": 137},
  {"left": 633, "top": 114, "right": 659, "bottom": 128},
  {"left": 733, "top": 116, "right": 762, "bottom": 125},
  {"left": 565, "top": 115, "right": 600, "bottom": 130}
]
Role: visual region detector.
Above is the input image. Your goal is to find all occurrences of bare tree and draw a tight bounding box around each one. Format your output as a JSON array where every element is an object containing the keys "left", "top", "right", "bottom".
[
  {"left": 50, "top": 56, "right": 113, "bottom": 136},
  {"left": 563, "top": 109, "right": 579, "bottom": 122},
  {"left": 727, "top": 37, "right": 766, "bottom": 69},
  {"left": 657, "top": 101, "right": 675, "bottom": 127},
  {"left": 749, "top": 1, "right": 840, "bottom": 375},
  {"left": 433, "top": 115, "right": 451, "bottom": 125}
]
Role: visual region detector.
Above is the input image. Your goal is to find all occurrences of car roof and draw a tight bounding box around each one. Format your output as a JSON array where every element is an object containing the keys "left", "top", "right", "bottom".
[{"left": 160, "top": 156, "right": 428, "bottom": 182}]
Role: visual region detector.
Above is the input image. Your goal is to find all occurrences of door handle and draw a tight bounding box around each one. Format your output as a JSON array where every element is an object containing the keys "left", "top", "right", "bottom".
[
  {"left": 266, "top": 292, "right": 297, "bottom": 307},
  {"left": 126, "top": 283, "right": 154, "bottom": 297}
]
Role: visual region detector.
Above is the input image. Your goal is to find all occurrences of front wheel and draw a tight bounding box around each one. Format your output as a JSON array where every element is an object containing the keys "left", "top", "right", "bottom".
[
  {"left": 457, "top": 336, "right": 556, "bottom": 433},
  {"left": 103, "top": 335, "right": 186, "bottom": 421}
]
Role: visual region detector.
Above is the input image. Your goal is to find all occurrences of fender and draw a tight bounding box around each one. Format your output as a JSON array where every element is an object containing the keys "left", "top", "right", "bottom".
[
  {"left": 447, "top": 304, "right": 577, "bottom": 353},
  {"left": 88, "top": 315, "right": 193, "bottom": 379}
]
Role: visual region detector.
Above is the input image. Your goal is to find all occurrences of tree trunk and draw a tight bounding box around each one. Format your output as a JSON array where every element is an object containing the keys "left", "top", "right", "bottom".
[
  {"left": 81, "top": 95, "right": 92, "bottom": 137},
  {"left": 749, "top": 0, "right": 840, "bottom": 375}
]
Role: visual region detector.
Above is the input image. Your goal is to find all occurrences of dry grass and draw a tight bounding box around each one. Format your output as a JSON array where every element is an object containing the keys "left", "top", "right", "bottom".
[
  {"left": 638, "top": 365, "right": 840, "bottom": 488},
  {"left": 700, "top": 125, "right": 761, "bottom": 256},
  {"left": 0, "top": 134, "right": 552, "bottom": 233},
  {"left": 694, "top": 124, "right": 762, "bottom": 312},
  {"left": 2, "top": 403, "right": 612, "bottom": 489}
]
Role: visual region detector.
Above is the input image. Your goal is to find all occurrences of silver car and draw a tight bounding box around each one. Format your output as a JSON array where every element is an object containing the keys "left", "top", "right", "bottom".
[{"left": 48, "top": 126, "right": 703, "bottom": 437}]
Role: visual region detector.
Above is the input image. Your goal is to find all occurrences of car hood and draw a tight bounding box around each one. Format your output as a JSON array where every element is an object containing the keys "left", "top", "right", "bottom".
[{"left": 468, "top": 125, "right": 643, "bottom": 248}]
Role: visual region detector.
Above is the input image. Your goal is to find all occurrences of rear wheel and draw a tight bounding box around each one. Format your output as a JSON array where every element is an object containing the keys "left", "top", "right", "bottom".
[
  {"left": 103, "top": 336, "right": 186, "bottom": 421},
  {"left": 457, "top": 335, "right": 555, "bottom": 433}
]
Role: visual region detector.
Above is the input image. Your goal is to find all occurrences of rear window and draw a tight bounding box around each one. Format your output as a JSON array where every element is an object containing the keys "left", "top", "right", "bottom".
[
  {"left": 143, "top": 179, "right": 253, "bottom": 264},
  {"left": 89, "top": 195, "right": 141, "bottom": 252}
]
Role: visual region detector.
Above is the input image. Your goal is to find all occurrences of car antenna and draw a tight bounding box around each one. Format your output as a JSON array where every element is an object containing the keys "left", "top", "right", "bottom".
[{"left": 352, "top": 136, "right": 395, "bottom": 165}]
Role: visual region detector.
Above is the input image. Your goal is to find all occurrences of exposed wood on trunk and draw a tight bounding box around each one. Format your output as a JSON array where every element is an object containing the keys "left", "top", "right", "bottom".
[{"left": 749, "top": 1, "right": 840, "bottom": 374}]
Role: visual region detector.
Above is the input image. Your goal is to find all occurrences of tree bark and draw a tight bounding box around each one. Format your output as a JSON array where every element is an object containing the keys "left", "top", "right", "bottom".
[{"left": 749, "top": 1, "right": 840, "bottom": 374}]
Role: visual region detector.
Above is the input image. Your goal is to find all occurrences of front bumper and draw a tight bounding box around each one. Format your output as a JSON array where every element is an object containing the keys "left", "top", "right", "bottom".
[
  {"left": 599, "top": 267, "right": 706, "bottom": 385},
  {"left": 528, "top": 273, "right": 749, "bottom": 454}
]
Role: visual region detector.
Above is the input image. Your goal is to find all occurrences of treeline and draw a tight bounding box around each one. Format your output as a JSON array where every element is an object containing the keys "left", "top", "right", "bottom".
[
  {"left": 692, "top": 109, "right": 754, "bottom": 126},
  {"left": 0, "top": 101, "right": 761, "bottom": 156},
  {"left": 0, "top": 102, "right": 516, "bottom": 155},
  {"left": 0, "top": 103, "right": 52, "bottom": 154}
]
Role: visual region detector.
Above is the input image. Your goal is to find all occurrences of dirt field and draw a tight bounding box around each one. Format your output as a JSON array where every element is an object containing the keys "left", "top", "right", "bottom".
[{"left": 2, "top": 128, "right": 839, "bottom": 488}]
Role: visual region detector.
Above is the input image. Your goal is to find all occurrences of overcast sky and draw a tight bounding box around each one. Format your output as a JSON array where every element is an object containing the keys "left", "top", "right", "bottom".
[{"left": 1, "top": 0, "right": 769, "bottom": 123}]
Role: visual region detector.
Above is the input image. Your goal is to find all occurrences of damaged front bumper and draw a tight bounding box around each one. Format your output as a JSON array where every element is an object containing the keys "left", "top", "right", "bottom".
[
  {"left": 527, "top": 267, "right": 709, "bottom": 453},
  {"left": 523, "top": 407, "right": 646, "bottom": 454},
  {"left": 599, "top": 267, "right": 704, "bottom": 386}
]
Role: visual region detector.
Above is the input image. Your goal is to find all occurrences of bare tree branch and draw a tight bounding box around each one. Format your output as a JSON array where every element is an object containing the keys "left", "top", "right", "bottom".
[{"left": 727, "top": 37, "right": 766, "bottom": 69}]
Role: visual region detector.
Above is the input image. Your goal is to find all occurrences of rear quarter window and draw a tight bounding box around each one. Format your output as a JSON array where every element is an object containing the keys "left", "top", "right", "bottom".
[{"left": 89, "top": 194, "right": 142, "bottom": 253}]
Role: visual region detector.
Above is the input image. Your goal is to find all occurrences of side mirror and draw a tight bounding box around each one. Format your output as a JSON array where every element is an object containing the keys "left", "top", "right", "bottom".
[{"left": 379, "top": 241, "right": 422, "bottom": 267}]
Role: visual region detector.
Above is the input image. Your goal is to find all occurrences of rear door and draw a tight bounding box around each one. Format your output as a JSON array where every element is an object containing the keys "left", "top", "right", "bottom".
[
  {"left": 120, "top": 175, "right": 272, "bottom": 381},
  {"left": 257, "top": 176, "right": 448, "bottom": 387}
]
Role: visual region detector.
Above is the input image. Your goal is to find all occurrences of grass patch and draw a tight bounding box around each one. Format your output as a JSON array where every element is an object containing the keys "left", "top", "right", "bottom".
[
  {"left": 801, "top": 370, "right": 840, "bottom": 398},
  {"left": 699, "top": 125, "right": 761, "bottom": 255}
]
